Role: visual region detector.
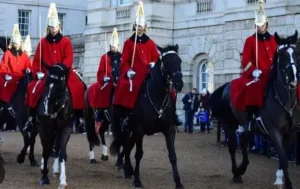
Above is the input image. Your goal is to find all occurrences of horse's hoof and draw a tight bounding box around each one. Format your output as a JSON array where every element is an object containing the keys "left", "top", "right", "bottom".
[
  {"left": 17, "top": 154, "right": 25, "bottom": 164},
  {"left": 116, "top": 165, "right": 123, "bottom": 170},
  {"left": 176, "top": 185, "right": 184, "bottom": 189},
  {"left": 133, "top": 180, "right": 143, "bottom": 188},
  {"left": 274, "top": 184, "right": 284, "bottom": 189},
  {"left": 0, "top": 156, "right": 5, "bottom": 164},
  {"left": 40, "top": 177, "right": 50, "bottom": 186},
  {"left": 0, "top": 163, "right": 5, "bottom": 184},
  {"left": 58, "top": 184, "right": 68, "bottom": 189},
  {"left": 30, "top": 160, "right": 39, "bottom": 167},
  {"left": 232, "top": 176, "right": 243, "bottom": 183},
  {"left": 123, "top": 174, "right": 132, "bottom": 179},
  {"left": 101, "top": 155, "right": 108, "bottom": 161},
  {"left": 89, "top": 159, "right": 97, "bottom": 164}
]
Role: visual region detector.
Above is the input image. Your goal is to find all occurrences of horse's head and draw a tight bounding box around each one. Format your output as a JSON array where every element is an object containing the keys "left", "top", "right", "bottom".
[
  {"left": 157, "top": 44, "right": 183, "bottom": 92},
  {"left": 274, "top": 31, "right": 299, "bottom": 88},
  {"left": 0, "top": 37, "right": 10, "bottom": 52},
  {"left": 42, "top": 63, "right": 69, "bottom": 117}
]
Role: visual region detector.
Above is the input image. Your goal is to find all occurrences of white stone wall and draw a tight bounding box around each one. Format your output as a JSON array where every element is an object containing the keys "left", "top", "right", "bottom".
[
  {"left": 0, "top": 0, "right": 86, "bottom": 54},
  {"left": 83, "top": 0, "right": 300, "bottom": 113}
]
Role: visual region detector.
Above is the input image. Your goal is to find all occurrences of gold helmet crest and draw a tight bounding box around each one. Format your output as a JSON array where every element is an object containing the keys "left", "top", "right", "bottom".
[
  {"left": 110, "top": 28, "right": 119, "bottom": 50},
  {"left": 9, "top": 24, "right": 22, "bottom": 49},
  {"left": 23, "top": 35, "right": 32, "bottom": 56},
  {"left": 46, "top": 3, "right": 61, "bottom": 35},
  {"left": 255, "top": 0, "right": 268, "bottom": 27},
  {"left": 135, "top": 1, "right": 145, "bottom": 27}
]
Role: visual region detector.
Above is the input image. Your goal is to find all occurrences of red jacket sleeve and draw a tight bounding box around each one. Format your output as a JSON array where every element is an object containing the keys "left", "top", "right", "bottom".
[
  {"left": 32, "top": 40, "right": 43, "bottom": 77},
  {"left": 242, "top": 37, "right": 256, "bottom": 78},
  {"left": 97, "top": 54, "right": 109, "bottom": 82},
  {"left": 0, "top": 51, "right": 9, "bottom": 74},
  {"left": 120, "top": 40, "right": 132, "bottom": 76},
  {"left": 150, "top": 40, "right": 159, "bottom": 63},
  {"left": 61, "top": 37, "right": 73, "bottom": 68}
]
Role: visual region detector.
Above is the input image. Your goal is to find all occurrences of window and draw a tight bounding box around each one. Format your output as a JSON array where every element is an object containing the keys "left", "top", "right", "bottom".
[
  {"left": 118, "top": 0, "right": 132, "bottom": 6},
  {"left": 18, "top": 10, "right": 30, "bottom": 36},
  {"left": 199, "top": 61, "right": 214, "bottom": 93},
  {"left": 247, "top": 0, "right": 266, "bottom": 5},
  {"left": 58, "top": 13, "right": 66, "bottom": 35},
  {"left": 197, "top": 0, "right": 213, "bottom": 15},
  {"left": 85, "top": 16, "right": 88, "bottom": 25}
]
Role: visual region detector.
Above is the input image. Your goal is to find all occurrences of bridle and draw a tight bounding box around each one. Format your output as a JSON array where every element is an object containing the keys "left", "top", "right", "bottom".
[
  {"left": 43, "top": 73, "right": 68, "bottom": 119},
  {"left": 146, "top": 50, "right": 180, "bottom": 119},
  {"left": 274, "top": 43, "right": 298, "bottom": 117}
]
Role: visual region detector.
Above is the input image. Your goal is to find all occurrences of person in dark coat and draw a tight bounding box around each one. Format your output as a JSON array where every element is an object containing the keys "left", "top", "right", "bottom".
[{"left": 182, "top": 88, "right": 199, "bottom": 133}]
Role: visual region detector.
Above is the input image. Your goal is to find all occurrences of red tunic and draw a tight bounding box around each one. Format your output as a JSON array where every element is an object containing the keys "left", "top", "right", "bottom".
[
  {"left": 0, "top": 49, "right": 31, "bottom": 102},
  {"left": 25, "top": 34, "right": 85, "bottom": 109},
  {"left": 88, "top": 51, "right": 121, "bottom": 108},
  {"left": 231, "top": 32, "right": 277, "bottom": 111},
  {"left": 113, "top": 34, "right": 159, "bottom": 108}
]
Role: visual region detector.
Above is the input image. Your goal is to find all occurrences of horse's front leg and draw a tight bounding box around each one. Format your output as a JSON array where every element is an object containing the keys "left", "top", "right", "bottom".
[
  {"left": 0, "top": 129, "right": 4, "bottom": 164},
  {"left": 100, "top": 120, "right": 109, "bottom": 161},
  {"left": 123, "top": 133, "right": 135, "bottom": 179},
  {"left": 89, "top": 142, "right": 96, "bottom": 164},
  {"left": 132, "top": 135, "right": 144, "bottom": 188},
  {"left": 28, "top": 128, "right": 39, "bottom": 167},
  {"left": 164, "top": 127, "right": 183, "bottom": 189},
  {"left": 16, "top": 130, "right": 30, "bottom": 164},
  {"left": 39, "top": 126, "right": 51, "bottom": 186},
  {"left": 269, "top": 129, "right": 292, "bottom": 189},
  {"left": 115, "top": 147, "right": 124, "bottom": 170},
  {"left": 58, "top": 126, "right": 71, "bottom": 189}
]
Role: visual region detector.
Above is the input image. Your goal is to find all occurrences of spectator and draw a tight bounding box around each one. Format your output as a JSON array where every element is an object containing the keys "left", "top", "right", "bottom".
[
  {"left": 195, "top": 107, "right": 209, "bottom": 133},
  {"left": 182, "top": 88, "right": 199, "bottom": 133},
  {"left": 199, "top": 88, "right": 211, "bottom": 130}
]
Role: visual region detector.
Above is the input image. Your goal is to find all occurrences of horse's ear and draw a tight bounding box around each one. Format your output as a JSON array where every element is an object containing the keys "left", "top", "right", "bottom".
[
  {"left": 274, "top": 32, "right": 280, "bottom": 44},
  {"left": 157, "top": 45, "right": 163, "bottom": 54},
  {"left": 175, "top": 44, "right": 179, "bottom": 52},
  {"left": 291, "top": 30, "right": 298, "bottom": 44}
]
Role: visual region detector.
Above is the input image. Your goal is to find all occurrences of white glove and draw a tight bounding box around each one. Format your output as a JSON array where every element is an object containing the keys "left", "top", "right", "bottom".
[
  {"left": 127, "top": 69, "right": 136, "bottom": 79},
  {"left": 103, "top": 76, "right": 110, "bottom": 83},
  {"left": 5, "top": 74, "right": 12, "bottom": 81},
  {"left": 188, "top": 100, "right": 192, "bottom": 103},
  {"left": 36, "top": 72, "right": 45, "bottom": 80},
  {"left": 149, "top": 62, "right": 155, "bottom": 68},
  {"left": 252, "top": 69, "right": 262, "bottom": 78}
]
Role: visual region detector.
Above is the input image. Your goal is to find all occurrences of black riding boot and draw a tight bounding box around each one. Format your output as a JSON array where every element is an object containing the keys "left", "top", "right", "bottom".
[
  {"left": 246, "top": 106, "right": 259, "bottom": 131},
  {"left": 74, "top": 109, "right": 86, "bottom": 134},
  {"left": 23, "top": 108, "right": 36, "bottom": 132}
]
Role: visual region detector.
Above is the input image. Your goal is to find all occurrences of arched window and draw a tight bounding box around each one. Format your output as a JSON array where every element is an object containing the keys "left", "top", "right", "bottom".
[{"left": 199, "top": 60, "right": 213, "bottom": 93}]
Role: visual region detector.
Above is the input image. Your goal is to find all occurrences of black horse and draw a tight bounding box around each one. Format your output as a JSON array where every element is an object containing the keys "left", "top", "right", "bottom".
[
  {"left": 108, "top": 45, "right": 184, "bottom": 188},
  {"left": 37, "top": 64, "right": 72, "bottom": 189},
  {"left": 86, "top": 52, "right": 121, "bottom": 163},
  {"left": 209, "top": 31, "right": 300, "bottom": 189}
]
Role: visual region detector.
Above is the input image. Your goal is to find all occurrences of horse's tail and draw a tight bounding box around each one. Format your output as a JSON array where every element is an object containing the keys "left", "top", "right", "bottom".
[
  {"left": 209, "top": 82, "right": 231, "bottom": 119},
  {"left": 85, "top": 95, "right": 100, "bottom": 146},
  {"left": 109, "top": 106, "right": 126, "bottom": 157},
  {"left": 109, "top": 135, "right": 123, "bottom": 157}
]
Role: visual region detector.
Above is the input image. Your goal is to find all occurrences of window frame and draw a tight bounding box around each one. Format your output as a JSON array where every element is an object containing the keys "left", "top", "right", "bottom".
[{"left": 18, "top": 10, "right": 31, "bottom": 37}]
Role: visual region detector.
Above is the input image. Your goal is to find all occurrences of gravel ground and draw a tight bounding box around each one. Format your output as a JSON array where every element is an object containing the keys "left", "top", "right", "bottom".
[{"left": 0, "top": 129, "right": 299, "bottom": 189}]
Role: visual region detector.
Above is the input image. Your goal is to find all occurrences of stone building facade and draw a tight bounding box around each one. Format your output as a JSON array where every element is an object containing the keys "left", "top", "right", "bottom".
[{"left": 83, "top": 0, "right": 300, "bottom": 111}]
